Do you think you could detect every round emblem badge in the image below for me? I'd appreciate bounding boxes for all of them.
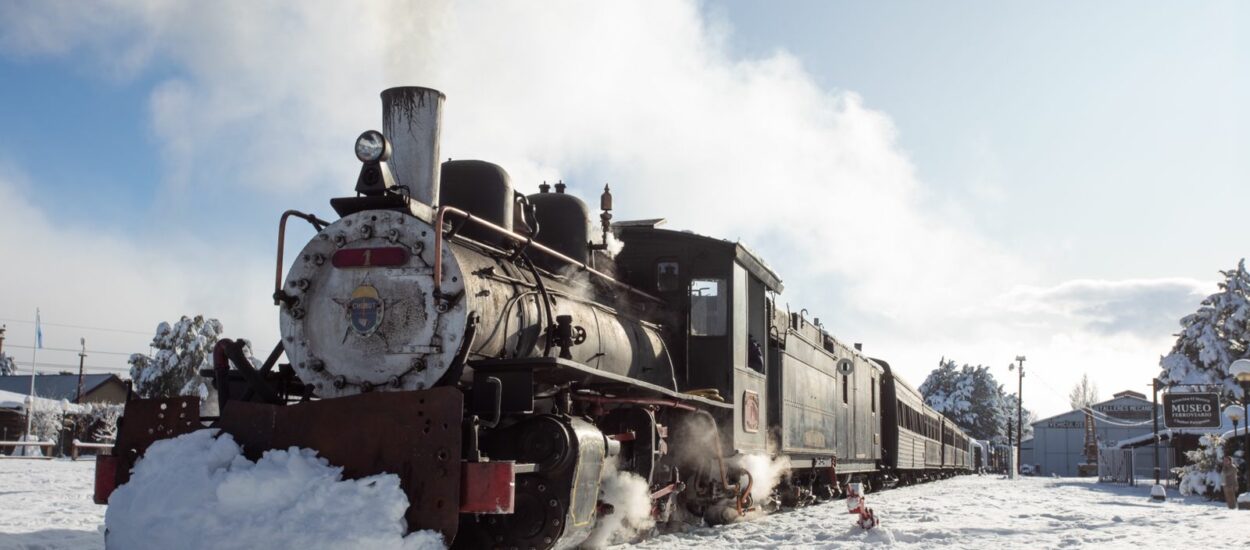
[348,284,384,336]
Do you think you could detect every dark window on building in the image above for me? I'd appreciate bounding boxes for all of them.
[841,374,848,404]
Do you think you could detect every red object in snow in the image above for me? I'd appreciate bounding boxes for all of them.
[94,454,118,505]
[856,507,880,530]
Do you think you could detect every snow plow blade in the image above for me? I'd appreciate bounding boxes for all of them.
[216,388,464,542]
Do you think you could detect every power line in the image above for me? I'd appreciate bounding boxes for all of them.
[0,317,152,336]
[12,360,132,373]
[6,344,137,357]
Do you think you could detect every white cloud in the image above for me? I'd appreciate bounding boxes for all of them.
[0,168,276,373]
[0,1,1216,416]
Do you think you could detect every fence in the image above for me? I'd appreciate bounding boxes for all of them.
[1098,447,1136,485]
[0,440,55,459]
[70,439,113,460]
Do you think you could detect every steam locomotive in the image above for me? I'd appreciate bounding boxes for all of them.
[96,87,973,549]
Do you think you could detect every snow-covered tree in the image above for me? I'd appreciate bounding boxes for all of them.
[129,315,222,399]
[79,402,123,443]
[1174,433,1242,498]
[1068,374,1099,411]
[1158,259,1250,402]
[0,351,15,375]
[1002,392,1035,442]
[18,403,73,456]
[920,358,1030,442]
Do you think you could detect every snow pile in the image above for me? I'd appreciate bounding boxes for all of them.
[104,429,443,550]
[736,453,790,507]
[583,465,654,548]
[9,434,48,457]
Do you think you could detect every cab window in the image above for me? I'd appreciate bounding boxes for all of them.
[690,278,726,336]
[656,261,681,292]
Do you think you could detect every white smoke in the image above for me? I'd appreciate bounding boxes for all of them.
[735,453,791,508]
[583,464,655,548]
[604,231,625,257]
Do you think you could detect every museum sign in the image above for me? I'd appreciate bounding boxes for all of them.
[1162,392,1221,429]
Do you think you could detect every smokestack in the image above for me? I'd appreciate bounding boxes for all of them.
[381,87,444,206]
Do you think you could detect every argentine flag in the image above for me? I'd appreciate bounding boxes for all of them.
[35,308,42,349]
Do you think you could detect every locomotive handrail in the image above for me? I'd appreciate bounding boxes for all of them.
[274,210,330,306]
[433,206,661,304]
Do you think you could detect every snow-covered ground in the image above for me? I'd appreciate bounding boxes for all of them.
[0,458,102,549]
[2,459,1249,550]
[633,475,1250,549]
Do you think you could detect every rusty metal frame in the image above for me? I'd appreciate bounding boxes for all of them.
[216,387,464,541]
[111,396,203,488]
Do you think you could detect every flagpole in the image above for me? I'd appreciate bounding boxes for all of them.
[23,309,39,453]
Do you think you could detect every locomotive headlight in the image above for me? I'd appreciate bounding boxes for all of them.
[355,130,391,163]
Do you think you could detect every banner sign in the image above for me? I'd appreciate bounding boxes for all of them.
[1162,393,1221,429]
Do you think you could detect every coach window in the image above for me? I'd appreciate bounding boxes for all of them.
[871,377,877,413]
[689,279,726,336]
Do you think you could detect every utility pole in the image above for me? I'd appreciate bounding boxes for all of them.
[1010,355,1027,474]
[76,338,87,403]
[24,309,42,452]
[1006,421,1013,474]
[1152,378,1161,486]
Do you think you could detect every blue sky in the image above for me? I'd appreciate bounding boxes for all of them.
[713,0,1249,278]
[0,1,1244,416]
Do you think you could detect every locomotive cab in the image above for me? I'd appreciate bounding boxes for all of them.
[614,223,782,455]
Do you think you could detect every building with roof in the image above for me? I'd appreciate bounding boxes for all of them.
[0,374,126,405]
[1028,390,1172,477]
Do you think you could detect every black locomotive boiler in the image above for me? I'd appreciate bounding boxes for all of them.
[96,86,974,549]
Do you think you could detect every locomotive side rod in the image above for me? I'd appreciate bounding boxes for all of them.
[433,205,661,304]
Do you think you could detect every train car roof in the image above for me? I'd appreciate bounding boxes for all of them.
[616,224,784,292]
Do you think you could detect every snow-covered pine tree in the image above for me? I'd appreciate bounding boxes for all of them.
[919,358,960,412]
[1001,392,1035,442]
[920,358,1028,442]
[129,315,223,399]
[1158,259,1250,402]
[1174,433,1235,498]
